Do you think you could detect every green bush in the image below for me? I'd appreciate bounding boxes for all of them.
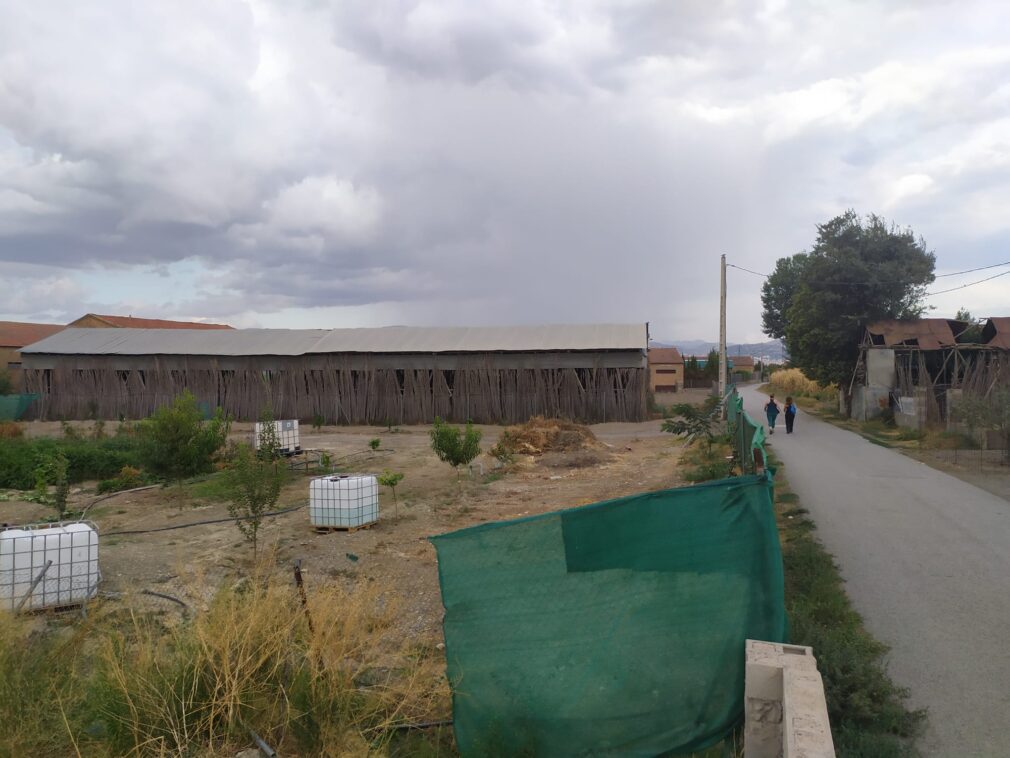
[429,417,481,478]
[0,436,146,490]
[96,465,152,494]
[138,391,230,482]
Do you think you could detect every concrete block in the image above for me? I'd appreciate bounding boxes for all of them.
[745,640,835,758]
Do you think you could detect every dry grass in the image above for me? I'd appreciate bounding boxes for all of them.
[0,421,23,439]
[767,368,834,399]
[494,416,602,456]
[0,562,450,757]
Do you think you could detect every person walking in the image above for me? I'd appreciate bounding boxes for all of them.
[765,395,781,435]
[784,396,797,434]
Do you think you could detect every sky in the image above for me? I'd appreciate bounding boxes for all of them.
[2,1,1010,343]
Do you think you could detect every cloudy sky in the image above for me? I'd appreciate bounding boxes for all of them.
[2,0,1010,343]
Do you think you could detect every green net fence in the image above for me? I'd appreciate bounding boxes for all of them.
[0,394,38,421]
[726,387,767,473]
[431,473,786,757]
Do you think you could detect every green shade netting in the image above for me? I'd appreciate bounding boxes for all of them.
[0,394,37,421]
[726,389,766,473]
[431,473,786,757]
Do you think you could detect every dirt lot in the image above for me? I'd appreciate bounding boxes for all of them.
[1,419,688,645]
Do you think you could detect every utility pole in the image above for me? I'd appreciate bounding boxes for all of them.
[719,254,727,410]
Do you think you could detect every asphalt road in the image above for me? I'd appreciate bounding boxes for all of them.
[740,386,1010,757]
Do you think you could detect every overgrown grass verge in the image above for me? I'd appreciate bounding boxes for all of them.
[0,564,450,756]
[771,454,925,756]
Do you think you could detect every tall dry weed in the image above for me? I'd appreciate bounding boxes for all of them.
[0,564,449,757]
[0,421,23,439]
[768,368,833,398]
[88,567,448,756]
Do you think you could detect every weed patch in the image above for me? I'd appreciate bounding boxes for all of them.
[680,440,734,482]
[0,569,450,757]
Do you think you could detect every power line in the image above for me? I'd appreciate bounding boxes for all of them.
[926,268,1010,297]
[726,259,1010,295]
[725,263,769,277]
[935,260,1010,277]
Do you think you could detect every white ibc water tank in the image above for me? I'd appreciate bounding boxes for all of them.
[0,522,101,611]
[255,419,301,455]
[309,475,379,528]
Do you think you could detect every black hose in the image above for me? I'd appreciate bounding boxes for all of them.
[103,502,307,536]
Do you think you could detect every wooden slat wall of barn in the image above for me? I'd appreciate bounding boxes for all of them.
[22,354,648,424]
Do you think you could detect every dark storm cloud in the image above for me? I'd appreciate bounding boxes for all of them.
[2,1,1010,337]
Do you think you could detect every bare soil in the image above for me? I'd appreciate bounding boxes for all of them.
[1,420,687,644]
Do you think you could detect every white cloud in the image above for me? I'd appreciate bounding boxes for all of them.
[1,0,1010,342]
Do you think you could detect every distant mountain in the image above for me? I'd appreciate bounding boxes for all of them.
[651,339,786,363]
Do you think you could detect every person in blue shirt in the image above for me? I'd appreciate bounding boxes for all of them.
[784,396,798,434]
[764,395,780,434]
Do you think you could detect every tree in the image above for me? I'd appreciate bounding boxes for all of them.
[225,443,285,556]
[378,469,405,517]
[954,308,984,343]
[256,405,281,461]
[684,356,702,381]
[139,390,230,482]
[704,349,719,381]
[761,254,810,340]
[430,417,482,481]
[762,211,935,387]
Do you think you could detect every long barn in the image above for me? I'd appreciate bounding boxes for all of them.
[20,324,648,424]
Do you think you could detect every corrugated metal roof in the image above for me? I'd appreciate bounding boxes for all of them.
[865,319,963,350]
[0,321,64,348]
[22,328,330,356]
[22,324,647,356]
[982,317,1010,349]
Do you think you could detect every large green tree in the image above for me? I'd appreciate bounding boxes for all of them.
[762,210,935,387]
[760,253,809,340]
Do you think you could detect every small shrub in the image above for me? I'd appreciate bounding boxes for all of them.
[60,420,81,440]
[369,438,381,451]
[311,413,325,431]
[0,369,13,395]
[33,451,71,519]
[378,469,405,517]
[0,422,23,439]
[430,418,482,481]
[318,451,332,471]
[92,419,107,440]
[661,397,723,452]
[96,465,149,494]
[488,436,516,465]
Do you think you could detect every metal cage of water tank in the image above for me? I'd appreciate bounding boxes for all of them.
[254,419,301,455]
[309,475,379,528]
[0,521,101,612]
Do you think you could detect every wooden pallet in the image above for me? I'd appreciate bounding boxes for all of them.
[313,522,374,534]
